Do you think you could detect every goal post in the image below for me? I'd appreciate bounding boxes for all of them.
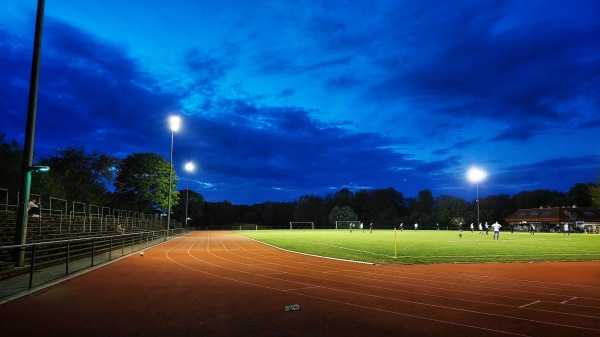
[289,222,314,230]
[335,220,362,230]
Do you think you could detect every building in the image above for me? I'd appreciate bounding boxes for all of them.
[505,206,600,233]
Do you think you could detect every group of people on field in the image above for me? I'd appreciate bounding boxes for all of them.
[348,220,575,239]
[349,222,374,234]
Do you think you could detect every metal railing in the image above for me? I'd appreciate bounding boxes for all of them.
[1,188,178,236]
[0,228,188,301]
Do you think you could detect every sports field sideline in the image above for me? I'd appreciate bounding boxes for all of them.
[236,229,600,265]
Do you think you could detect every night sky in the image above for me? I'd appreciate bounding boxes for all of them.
[2,0,599,205]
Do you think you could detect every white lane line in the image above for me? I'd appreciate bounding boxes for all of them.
[561,297,577,304]
[519,300,540,308]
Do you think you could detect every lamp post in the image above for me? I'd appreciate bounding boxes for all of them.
[167,116,181,232]
[14,0,46,267]
[184,162,195,226]
[467,167,487,230]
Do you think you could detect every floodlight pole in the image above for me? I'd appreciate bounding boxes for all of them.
[475,179,480,229]
[166,116,181,234]
[185,169,189,226]
[184,162,194,227]
[468,167,486,232]
[14,0,45,267]
[167,128,174,232]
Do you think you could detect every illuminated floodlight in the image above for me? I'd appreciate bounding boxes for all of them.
[167,115,182,231]
[184,162,195,172]
[467,167,487,183]
[169,116,181,132]
[467,166,486,230]
[184,161,195,227]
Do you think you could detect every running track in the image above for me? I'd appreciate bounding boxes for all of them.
[1,231,599,336]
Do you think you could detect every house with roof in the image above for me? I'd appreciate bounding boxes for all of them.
[505,206,600,233]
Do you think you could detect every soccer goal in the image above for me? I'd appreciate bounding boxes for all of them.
[335,220,362,230]
[289,222,314,230]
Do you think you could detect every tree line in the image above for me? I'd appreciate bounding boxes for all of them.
[1,133,599,228]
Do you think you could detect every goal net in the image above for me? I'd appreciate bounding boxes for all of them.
[335,220,362,230]
[289,222,314,230]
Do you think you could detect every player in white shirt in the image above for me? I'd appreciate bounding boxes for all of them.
[491,221,502,240]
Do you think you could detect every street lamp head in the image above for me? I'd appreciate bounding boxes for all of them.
[30,165,50,173]
[184,162,195,173]
[467,167,487,183]
[169,116,181,132]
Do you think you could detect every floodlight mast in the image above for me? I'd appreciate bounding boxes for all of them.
[167,116,181,234]
[184,162,195,226]
[14,0,46,267]
[467,167,487,230]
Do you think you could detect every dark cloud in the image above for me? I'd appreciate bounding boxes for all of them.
[363,0,600,126]
[2,19,179,157]
[2,1,598,205]
[491,155,600,195]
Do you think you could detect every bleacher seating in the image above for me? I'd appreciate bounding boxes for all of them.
[0,209,172,280]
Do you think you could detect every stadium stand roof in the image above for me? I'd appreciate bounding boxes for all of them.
[505,207,600,225]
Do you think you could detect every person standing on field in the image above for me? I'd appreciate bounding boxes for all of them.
[563,223,570,236]
[491,221,502,240]
[414,223,418,231]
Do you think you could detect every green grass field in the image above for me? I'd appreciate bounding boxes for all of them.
[235,229,600,264]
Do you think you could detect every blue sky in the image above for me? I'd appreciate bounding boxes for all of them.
[2,0,599,205]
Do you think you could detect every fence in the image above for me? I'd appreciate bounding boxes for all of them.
[0,189,174,236]
[0,228,188,301]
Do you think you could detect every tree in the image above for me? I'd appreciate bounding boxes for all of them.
[294,194,323,224]
[512,189,566,209]
[435,195,471,230]
[567,183,594,207]
[366,188,404,225]
[203,201,237,227]
[333,188,355,207]
[410,189,435,228]
[40,146,118,205]
[0,134,22,200]
[591,181,600,207]
[479,194,515,225]
[113,152,179,213]
[172,189,204,226]
[261,201,295,228]
[328,205,358,224]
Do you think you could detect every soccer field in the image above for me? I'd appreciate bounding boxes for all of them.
[235,229,600,264]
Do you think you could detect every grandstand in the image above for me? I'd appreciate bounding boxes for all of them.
[0,190,186,300]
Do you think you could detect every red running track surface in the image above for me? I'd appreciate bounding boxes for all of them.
[1,231,599,337]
